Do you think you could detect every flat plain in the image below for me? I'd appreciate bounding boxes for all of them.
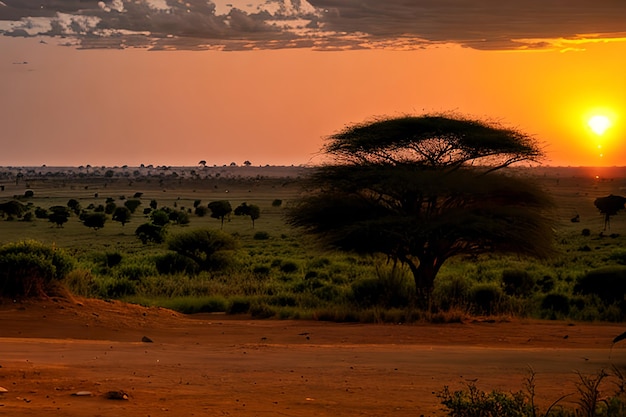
[1,165,626,416]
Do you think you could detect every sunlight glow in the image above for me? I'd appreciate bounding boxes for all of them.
[588,115,612,135]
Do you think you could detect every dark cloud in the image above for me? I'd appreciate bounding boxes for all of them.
[1,0,625,51]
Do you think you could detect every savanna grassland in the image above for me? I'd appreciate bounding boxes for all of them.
[1,164,626,323]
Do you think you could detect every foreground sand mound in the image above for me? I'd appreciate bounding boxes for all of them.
[1,297,626,416]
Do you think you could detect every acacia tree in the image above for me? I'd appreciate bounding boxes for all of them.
[208,200,232,228]
[112,206,131,226]
[287,115,555,301]
[234,202,261,227]
[594,194,626,230]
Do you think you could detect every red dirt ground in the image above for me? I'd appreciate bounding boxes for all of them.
[1,297,626,416]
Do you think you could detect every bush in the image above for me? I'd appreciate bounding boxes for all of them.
[280,260,299,273]
[135,223,166,244]
[105,252,123,267]
[575,266,626,303]
[167,229,237,272]
[124,199,142,213]
[541,293,570,315]
[155,253,199,275]
[351,266,412,309]
[194,206,208,217]
[502,269,535,297]
[227,297,251,314]
[0,240,74,297]
[253,231,270,240]
[470,284,502,315]
[432,276,471,310]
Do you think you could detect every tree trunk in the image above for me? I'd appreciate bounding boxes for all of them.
[402,255,442,307]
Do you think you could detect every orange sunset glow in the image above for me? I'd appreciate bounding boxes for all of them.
[1,1,625,167]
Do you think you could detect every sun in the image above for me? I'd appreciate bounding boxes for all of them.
[588,115,612,135]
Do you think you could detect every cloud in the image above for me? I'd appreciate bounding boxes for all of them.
[0,0,625,51]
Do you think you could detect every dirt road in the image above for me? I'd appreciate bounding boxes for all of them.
[1,298,625,416]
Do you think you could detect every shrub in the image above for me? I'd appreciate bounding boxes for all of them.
[0,240,74,297]
[227,297,251,314]
[116,262,157,281]
[502,269,535,297]
[351,266,412,309]
[151,209,170,226]
[537,275,555,293]
[194,206,208,217]
[99,277,137,298]
[34,207,49,219]
[541,293,570,315]
[253,231,270,240]
[575,266,626,303]
[470,284,502,315]
[280,260,299,273]
[155,253,199,275]
[272,199,283,207]
[167,229,237,272]
[105,252,123,267]
[124,199,142,213]
[135,223,166,244]
[432,276,471,310]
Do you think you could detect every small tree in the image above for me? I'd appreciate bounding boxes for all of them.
[208,200,232,228]
[67,198,81,215]
[48,206,70,227]
[151,209,170,226]
[105,201,116,214]
[0,200,27,218]
[112,206,132,226]
[124,199,142,213]
[81,212,107,230]
[150,199,158,210]
[594,194,626,230]
[234,202,261,228]
[135,223,166,244]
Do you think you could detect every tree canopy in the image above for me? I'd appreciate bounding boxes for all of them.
[287,114,555,300]
[208,200,232,228]
[594,194,626,230]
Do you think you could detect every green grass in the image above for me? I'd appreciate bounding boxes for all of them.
[2,166,626,321]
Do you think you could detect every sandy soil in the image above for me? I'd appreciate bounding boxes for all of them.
[1,298,626,417]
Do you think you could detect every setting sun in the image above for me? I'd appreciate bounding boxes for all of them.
[588,115,612,135]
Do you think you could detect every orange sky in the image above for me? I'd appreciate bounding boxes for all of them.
[1,2,625,167]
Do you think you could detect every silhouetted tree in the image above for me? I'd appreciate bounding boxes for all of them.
[67,198,81,215]
[124,199,142,213]
[234,202,261,227]
[594,194,626,230]
[208,200,232,228]
[81,212,107,230]
[112,206,131,226]
[135,223,166,244]
[0,200,27,218]
[151,209,170,226]
[287,114,554,301]
[48,206,71,227]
